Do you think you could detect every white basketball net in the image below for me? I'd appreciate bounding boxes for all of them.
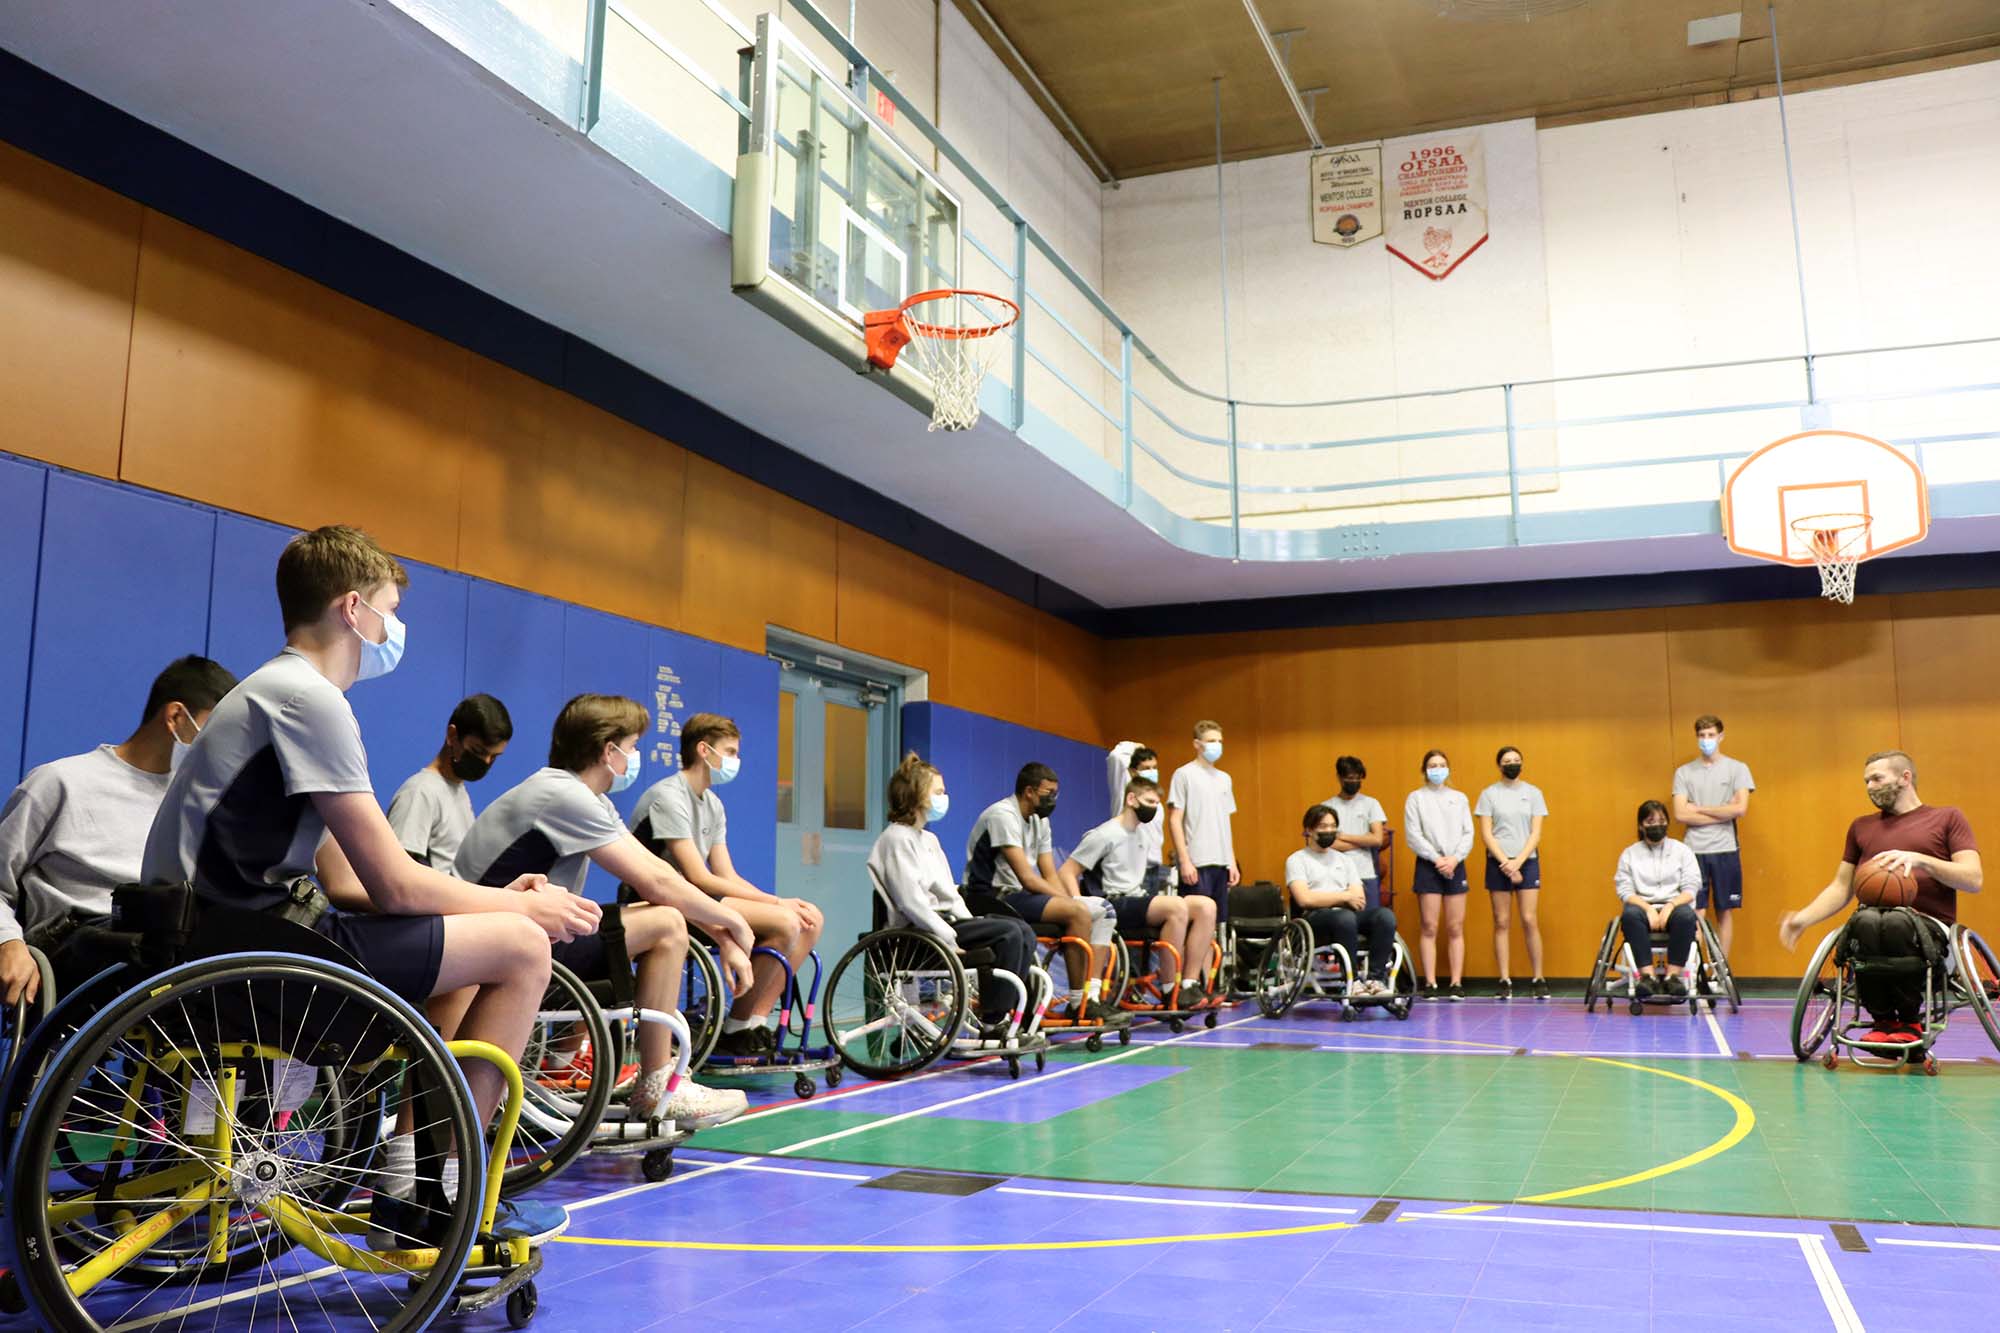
[1792,515,1871,605]
[898,292,1018,432]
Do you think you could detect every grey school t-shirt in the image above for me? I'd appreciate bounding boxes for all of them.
[630,770,727,864]
[455,767,625,895]
[1671,757,1755,854]
[964,797,1051,892]
[1474,781,1548,859]
[1,745,171,943]
[1070,817,1149,897]
[1323,792,1386,881]
[386,766,475,874]
[1284,845,1361,904]
[142,650,375,910]
[1168,762,1236,867]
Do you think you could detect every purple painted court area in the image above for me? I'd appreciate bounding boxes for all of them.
[946,1063,1188,1122]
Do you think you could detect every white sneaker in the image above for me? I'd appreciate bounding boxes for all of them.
[655,1079,748,1130]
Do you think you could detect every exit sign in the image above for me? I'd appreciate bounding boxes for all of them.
[873,88,895,126]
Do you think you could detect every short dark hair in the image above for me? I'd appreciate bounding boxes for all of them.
[1637,799,1670,827]
[888,751,940,826]
[1420,748,1449,772]
[1015,762,1058,796]
[1335,755,1366,780]
[1302,803,1337,831]
[1124,776,1160,802]
[450,694,513,745]
[140,656,238,727]
[1495,745,1521,766]
[1693,714,1724,734]
[1864,749,1917,784]
[549,694,648,772]
[1129,746,1158,769]
[276,525,408,632]
[680,713,740,768]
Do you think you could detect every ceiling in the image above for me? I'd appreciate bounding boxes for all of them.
[960,0,2000,178]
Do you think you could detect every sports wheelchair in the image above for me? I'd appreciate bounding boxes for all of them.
[821,870,1052,1080]
[2,882,550,1331]
[1791,910,2000,1074]
[1253,906,1416,1021]
[1582,908,1739,1016]
[1073,867,1223,1034]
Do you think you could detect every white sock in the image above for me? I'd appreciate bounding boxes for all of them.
[543,1047,574,1070]
[1083,978,1102,1003]
[374,1133,415,1197]
[721,1014,770,1033]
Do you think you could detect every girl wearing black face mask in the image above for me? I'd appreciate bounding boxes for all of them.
[386,694,513,874]
[1475,747,1550,1001]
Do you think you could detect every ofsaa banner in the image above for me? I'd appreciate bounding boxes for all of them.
[1309,146,1382,248]
[1386,133,1487,280]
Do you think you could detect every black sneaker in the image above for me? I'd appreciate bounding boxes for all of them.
[1447,984,1465,1002]
[1666,974,1689,999]
[1495,979,1513,1002]
[1635,974,1656,999]
[1531,978,1551,1001]
[1422,984,1440,1001]
[367,1191,451,1251]
[710,1027,769,1059]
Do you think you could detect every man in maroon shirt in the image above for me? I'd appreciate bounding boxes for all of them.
[1780,749,1983,1043]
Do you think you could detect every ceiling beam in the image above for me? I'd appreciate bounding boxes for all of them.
[1241,0,1321,149]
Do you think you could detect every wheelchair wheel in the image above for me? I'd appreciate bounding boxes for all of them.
[1105,933,1132,1010]
[1254,919,1312,1018]
[8,952,484,1331]
[0,963,133,1173]
[1791,927,1845,1062]
[681,945,724,1069]
[1954,928,2000,1051]
[1696,917,1741,1013]
[824,929,966,1079]
[504,961,616,1196]
[1582,920,1618,1013]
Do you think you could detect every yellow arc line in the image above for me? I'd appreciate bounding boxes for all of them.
[554,1049,1756,1254]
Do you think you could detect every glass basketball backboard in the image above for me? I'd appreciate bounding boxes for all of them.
[731,13,961,420]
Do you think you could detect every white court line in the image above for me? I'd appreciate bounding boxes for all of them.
[1704,1008,1735,1058]
[565,1156,746,1211]
[722,1161,872,1181]
[768,1013,1263,1158]
[996,1185,1356,1216]
[1800,1234,1866,1333]
[107,1265,341,1331]
[1876,1236,2000,1253]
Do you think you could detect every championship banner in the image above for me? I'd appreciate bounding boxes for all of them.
[1310,146,1382,248]
[1386,133,1487,280]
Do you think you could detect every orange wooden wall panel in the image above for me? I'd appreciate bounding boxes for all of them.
[1033,615,1106,745]
[0,142,142,479]
[121,213,471,570]
[833,523,951,695]
[679,456,837,652]
[943,575,1039,727]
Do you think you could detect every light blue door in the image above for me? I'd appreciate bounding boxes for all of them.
[774,663,894,965]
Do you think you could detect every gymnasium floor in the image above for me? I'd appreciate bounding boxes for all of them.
[489,998,2000,1332]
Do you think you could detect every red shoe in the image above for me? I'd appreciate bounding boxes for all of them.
[1858,1026,1900,1045]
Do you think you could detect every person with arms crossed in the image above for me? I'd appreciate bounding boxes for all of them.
[634,712,823,1058]
[1324,755,1388,912]
[1405,749,1473,1000]
[1168,721,1239,924]
[1614,801,1701,997]
[0,655,237,1004]
[1672,714,1754,957]
[1475,745,1550,1001]
[1778,750,1981,1045]
[1060,777,1216,1006]
[386,693,512,873]
[1290,804,1398,997]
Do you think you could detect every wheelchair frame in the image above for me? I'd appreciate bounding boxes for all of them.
[1790,915,2000,1074]
[1254,914,1417,1021]
[1582,912,1739,1016]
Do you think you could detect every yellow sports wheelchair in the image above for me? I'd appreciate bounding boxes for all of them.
[2,884,549,1331]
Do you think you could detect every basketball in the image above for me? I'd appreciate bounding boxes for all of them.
[1855,859,1919,908]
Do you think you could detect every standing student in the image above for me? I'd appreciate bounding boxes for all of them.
[386,693,512,873]
[1288,805,1397,996]
[456,694,756,1125]
[142,525,598,1247]
[1672,714,1754,957]
[1167,720,1239,923]
[1474,745,1550,1001]
[0,655,238,1003]
[634,712,824,1058]
[1323,755,1388,912]
[1060,777,1216,1003]
[1404,748,1473,1000]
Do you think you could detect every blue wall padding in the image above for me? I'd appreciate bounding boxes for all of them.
[709,645,780,893]
[24,473,214,772]
[461,580,567,807]
[206,513,295,680]
[0,456,48,787]
[901,701,1108,873]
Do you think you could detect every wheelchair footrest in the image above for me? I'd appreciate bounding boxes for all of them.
[453,1246,543,1315]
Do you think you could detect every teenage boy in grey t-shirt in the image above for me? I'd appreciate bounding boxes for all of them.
[1060,777,1215,1001]
[633,712,823,1059]
[0,655,236,1003]
[1323,755,1388,911]
[1168,720,1239,923]
[386,693,512,873]
[1671,714,1755,957]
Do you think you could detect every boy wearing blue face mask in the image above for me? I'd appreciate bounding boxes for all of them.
[387,693,513,874]
[0,655,236,1005]
[1404,748,1473,1000]
[1168,721,1239,923]
[1671,714,1755,958]
[635,713,824,1058]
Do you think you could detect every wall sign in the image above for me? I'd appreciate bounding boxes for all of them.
[1310,145,1382,248]
[1386,133,1488,280]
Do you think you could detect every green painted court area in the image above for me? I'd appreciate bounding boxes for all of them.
[701,1035,2000,1228]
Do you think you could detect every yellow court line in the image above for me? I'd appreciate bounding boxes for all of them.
[557,1047,1756,1253]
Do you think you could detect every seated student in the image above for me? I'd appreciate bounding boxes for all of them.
[1060,776,1216,1006]
[965,762,1113,1019]
[868,752,1038,1028]
[1780,749,1981,1044]
[386,693,513,872]
[1613,801,1701,997]
[0,655,238,1004]
[633,713,823,1058]
[141,525,599,1245]
[1289,804,1397,997]
[456,694,756,1125]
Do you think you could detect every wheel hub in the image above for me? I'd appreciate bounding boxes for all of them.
[231,1149,289,1207]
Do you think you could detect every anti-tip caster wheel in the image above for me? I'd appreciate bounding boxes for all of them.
[507,1281,539,1329]
[793,1074,816,1099]
[1204,1010,1218,1028]
[1168,1017,1185,1034]
[1628,1000,1644,1016]
[1007,1058,1021,1079]
[1085,1033,1103,1053]
[826,1065,843,1088]
[1118,1026,1131,1046]
[1340,1005,1359,1023]
[1035,1050,1046,1070]
[642,1149,674,1182]
[1922,1054,1939,1077]
[1822,1050,1840,1070]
